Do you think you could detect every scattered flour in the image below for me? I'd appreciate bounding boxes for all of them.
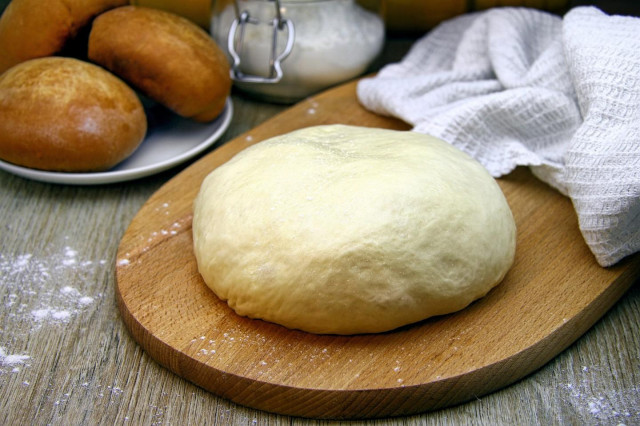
[1,246,102,315]
[560,364,640,423]
[31,308,72,322]
[0,244,104,374]
[78,296,94,305]
[0,347,31,367]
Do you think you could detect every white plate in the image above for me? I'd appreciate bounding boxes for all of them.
[0,99,233,185]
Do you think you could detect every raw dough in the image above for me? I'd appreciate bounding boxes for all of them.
[192,125,516,335]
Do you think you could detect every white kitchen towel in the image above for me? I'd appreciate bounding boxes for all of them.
[357,6,640,267]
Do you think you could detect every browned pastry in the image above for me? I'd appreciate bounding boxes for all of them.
[0,57,147,172]
[0,0,128,74]
[88,6,231,122]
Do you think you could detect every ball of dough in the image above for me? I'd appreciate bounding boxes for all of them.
[0,0,128,74]
[88,6,231,122]
[192,125,516,335]
[0,57,147,172]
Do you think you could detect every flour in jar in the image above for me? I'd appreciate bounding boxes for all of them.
[211,0,384,101]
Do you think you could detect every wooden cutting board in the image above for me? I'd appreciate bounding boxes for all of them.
[116,80,640,419]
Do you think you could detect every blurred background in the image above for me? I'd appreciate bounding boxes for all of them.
[1,0,639,35]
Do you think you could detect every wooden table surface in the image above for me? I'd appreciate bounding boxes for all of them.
[1,30,639,425]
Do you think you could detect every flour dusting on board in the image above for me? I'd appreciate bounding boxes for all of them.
[116,203,188,267]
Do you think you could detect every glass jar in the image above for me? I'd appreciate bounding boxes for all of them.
[211,0,385,103]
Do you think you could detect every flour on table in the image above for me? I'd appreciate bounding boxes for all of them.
[0,347,31,367]
[0,244,104,375]
[0,247,100,327]
[561,363,640,423]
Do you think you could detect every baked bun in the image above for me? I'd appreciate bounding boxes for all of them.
[88,6,231,122]
[0,57,147,172]
[0,0,128,74]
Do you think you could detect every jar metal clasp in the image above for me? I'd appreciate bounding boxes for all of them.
[227,0,295,84]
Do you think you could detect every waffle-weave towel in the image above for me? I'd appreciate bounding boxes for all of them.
[357,6,640,267]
